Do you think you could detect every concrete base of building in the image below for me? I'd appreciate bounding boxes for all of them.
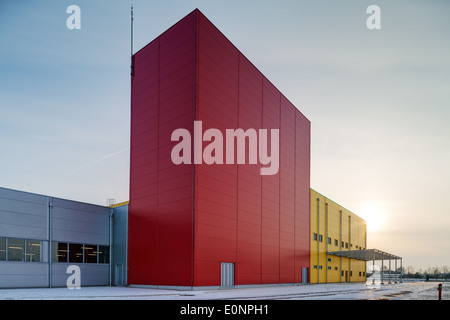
[128,282,304,291]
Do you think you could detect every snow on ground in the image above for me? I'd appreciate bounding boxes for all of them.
[0,281,444,300]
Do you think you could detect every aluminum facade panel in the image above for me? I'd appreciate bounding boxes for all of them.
[51,264,109,287]
[0,188,47,239]
[0,263,48,288]
[51,199,110,244]
[0,187,113,288]
[112,204,128,286]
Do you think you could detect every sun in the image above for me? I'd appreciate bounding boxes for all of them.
[358,202,387,233]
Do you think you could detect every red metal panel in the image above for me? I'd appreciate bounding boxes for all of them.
[193,10,241,287]
[279,96,296,283]
[128,11,196,286]
[129,9,310,287]
[235,54,263,285]
[261,78,281,284]
[295,111,311,282]
[128,36,160,285]
[194,10,310,287]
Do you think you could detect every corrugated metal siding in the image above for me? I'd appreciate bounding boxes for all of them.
[0,188,47,240]
[0,187,111,288]
[51,198,110,244]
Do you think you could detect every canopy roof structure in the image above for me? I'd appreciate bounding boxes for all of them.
[327,249,403,284]
[327,249,401,261]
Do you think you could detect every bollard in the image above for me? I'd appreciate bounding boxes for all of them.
[438,283,442,300]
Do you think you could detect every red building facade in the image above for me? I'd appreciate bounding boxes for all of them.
[128,9,311,287]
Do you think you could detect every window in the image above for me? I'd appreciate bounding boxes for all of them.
[0,237,5,261]
[52,242,109,264]
[327,237,331,245]
[345,242,348,249]
[69,243,83,263]
[318,235,323,242]
[334,267,338,271]
[359,271,362,276]
[98,245,109,264]
[26,240,41,262]
[84,244,97,263]
[334,239,338,246]
[52,242,68,262]
[0,238,42,262]
[313,233,318,241]
[328,266,331,270]
[8,238,25,261]
[313,265,317,269]
[327,258,331,262]
[341,241,344,248]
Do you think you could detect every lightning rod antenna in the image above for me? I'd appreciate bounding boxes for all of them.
[130,4,134,76]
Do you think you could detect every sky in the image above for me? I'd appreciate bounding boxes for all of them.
[0,0,449,271]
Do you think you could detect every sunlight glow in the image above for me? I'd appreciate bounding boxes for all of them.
[358,202,387,233]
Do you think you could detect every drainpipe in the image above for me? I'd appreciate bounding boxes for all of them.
[349,215,351,282]
[339,210,342,283]
[317,198,320,284]
[109,208,114,286]
[325,203,328,284]
[47,198,53,288]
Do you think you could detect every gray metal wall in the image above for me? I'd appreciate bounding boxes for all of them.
[111,203,128,286]
[0,188,48,240]
[0,187,112,288]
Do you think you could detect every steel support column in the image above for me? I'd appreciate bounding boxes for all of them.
[394,259,398,283]
[400,258,403,283]
[372,250,375,284]
[388,257,391,284]
[317,198,320,284]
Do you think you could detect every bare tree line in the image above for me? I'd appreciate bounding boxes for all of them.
[401,265,450,280]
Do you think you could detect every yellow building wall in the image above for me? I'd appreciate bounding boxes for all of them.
[310,189,367,283]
